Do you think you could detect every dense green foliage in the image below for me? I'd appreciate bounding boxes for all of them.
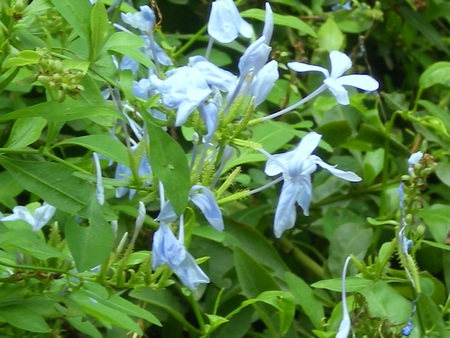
[0,0,449,337]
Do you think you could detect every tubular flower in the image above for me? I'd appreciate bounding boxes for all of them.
[288,51,379,105]
[1,202,56,232]
[264,132,361,238]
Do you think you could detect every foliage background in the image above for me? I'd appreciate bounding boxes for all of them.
[0,0,450,337]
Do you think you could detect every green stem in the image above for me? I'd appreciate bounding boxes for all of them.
[278,237,324,279]
[187,292,206,333]
[173,26,207,58]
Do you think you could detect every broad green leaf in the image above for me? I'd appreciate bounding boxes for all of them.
[83,283,161,326]
[49,0,91,43]
[23,0,52,17]
[234,246,279,298]
[4,117,47,149]
[146,121,190,215]
[318,17,344,52]
[0,100,123,123]
[312,276,374,292]
[240,291,295,335]
[285,272,324,330]
[421,240,450,251]
[69,288,142,334]
[0,171,23,209]
[359,281,411,324]
[0,230,70,261]
[54,135,130,167]
[130,288,192,330]
[241,9,317,37]
[4,50,41,68]
[362,148,385,186]
[0,305,51,333]
[0,157,92,215]
[418,204,450,243]
[0,67,20,93]
[65,316,102,338]
[103,32,153,69]
[65,194,114,272]
[420,62,450,89]
[90,1,110,61]
[328,223,373,276]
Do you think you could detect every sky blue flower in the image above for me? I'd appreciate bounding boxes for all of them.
[121,5,156,33]
[407,151,423,175]
[115,151,152,199]
[152,223,210,290]
[238,36,272,77]
[287,51,379,105]
[152,67,211,126]
[264,132,361,238]
[188,56,237,93]
[156,185,224,231]
[198,99,220,142]
[250,59,279,106]
[1,202,56,232]
[207,0,253,43]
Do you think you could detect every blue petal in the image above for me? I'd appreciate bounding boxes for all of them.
[274,180,299,238]
[238,36,272,76]
[190,185,224,231]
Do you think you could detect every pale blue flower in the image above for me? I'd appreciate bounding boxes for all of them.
[264,132,361,238]
[121,6,156,33]
[198,99,220,142]
[207,0,253,43]
[287,51,379,105]
[156,185,224,231]
[152,67,211,126]
[1,202,56,232]
[262,2,274,44]
[152,223,210,290]
[238,36,272,76]
[408,151,423,175]
[250,59,279,106]
[188,56,237,93]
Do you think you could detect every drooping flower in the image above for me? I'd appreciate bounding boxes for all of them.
[264,132,361,238]
[238,35,272,77]
[152,223,210,290]
[336,256,352,338]
[207,0,253,44]
[250,59,279,106]
[121,5,156,33]
[1,202,56,232]
[287,51,379,105]
[156,185,224,232]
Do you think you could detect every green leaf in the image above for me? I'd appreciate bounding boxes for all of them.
[90,1,109,61]
[359,281,411,325]
[145,121,190,216]
[318,17,344,52]
[418,204,450,243]
[0,171,23,209]
[54,135,130,167]
[312,276,374,292]
[419,62,450,89]
[4,50,41,68]
[69,288,143,334]
[4,117,47,149]
[362,148,385,186]
[234,246,279,298]
[285,272,324,330]
[83,283,161,326]
[0,100,123,123]
[0,304,51,333]
[0,157,92,214]
[49,0,91,43]
[65,194,114,272]
[103,32,153,69]
[0,67,20,94]
[241,9,317,37]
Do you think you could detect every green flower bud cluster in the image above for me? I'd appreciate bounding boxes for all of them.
[37,9,70,37]
[36,57,85,103]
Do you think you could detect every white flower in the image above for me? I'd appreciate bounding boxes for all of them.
[1,202,56,232]
[288,51,379,105]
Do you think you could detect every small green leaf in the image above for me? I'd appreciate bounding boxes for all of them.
[4,50,41,68]
[54,135,130,167]
[103,32,153,69]
[241,9,317,37]
[312,277,374,292]
[145,121,190,216]
[419,62,450,89]
[90,1,110,61]
[49,0,91,42]
[318,17,344,52]
[418,204,450,243]
[4,117,47,149]
[65,194,114,272]
[0,305,51,333]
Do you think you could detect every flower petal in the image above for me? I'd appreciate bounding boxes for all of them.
[173,251,210,291]
[311,155,362,182]
[155,201,178,224]
[207,0,241,43]
[190,185,224,231]
[294,175,313,216]
[262,2,274,44]
[238,36,272,76]
[33,203,56,231]
[287,62,329,77]
[329,51,352,79]
[324,77,349,105]
[273,180,299,238]
[337,74,379,91]
[251,60,279,106]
